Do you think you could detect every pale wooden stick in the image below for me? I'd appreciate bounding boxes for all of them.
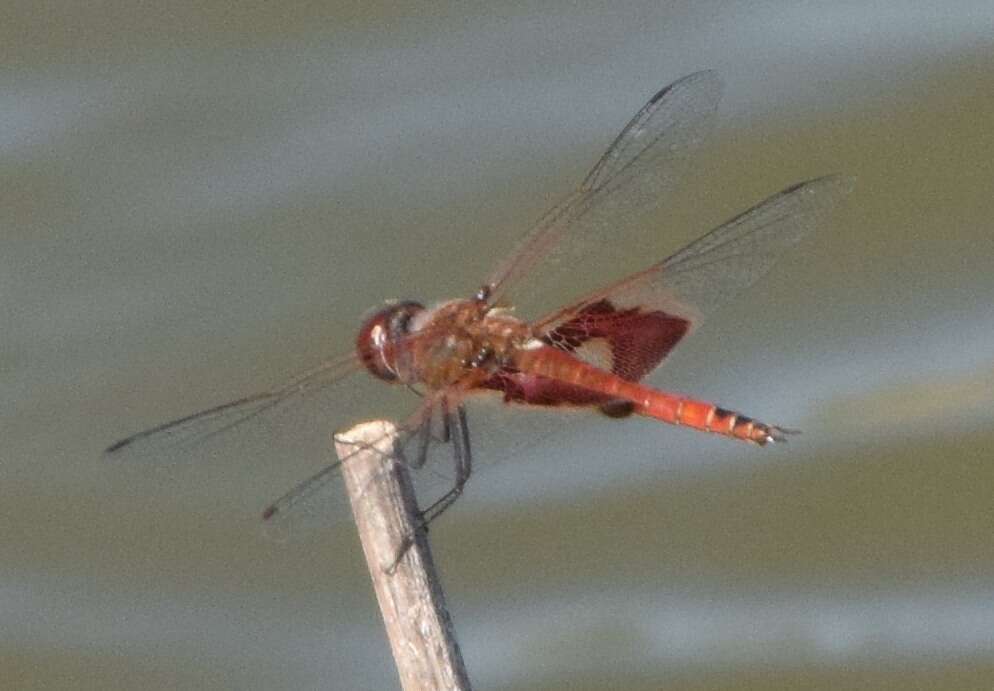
[336,420,472,691]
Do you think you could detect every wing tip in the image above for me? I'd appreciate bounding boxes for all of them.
[104,437,133,456]
[649,69,724,106]
[792,173,856,197]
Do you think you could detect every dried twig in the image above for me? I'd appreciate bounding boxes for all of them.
[337,420,472,691]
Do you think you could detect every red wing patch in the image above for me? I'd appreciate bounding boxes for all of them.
[541,299,690,381]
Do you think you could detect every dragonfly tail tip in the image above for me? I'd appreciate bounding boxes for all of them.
[768,426,801,443]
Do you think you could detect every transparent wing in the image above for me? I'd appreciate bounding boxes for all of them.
[259,393,477,540]
[534,175,853,377]
[104,352,364,459]
[106,349,430,537]
[258,400,430,535]
[485,70,723,319]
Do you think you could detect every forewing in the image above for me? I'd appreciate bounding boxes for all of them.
[104,352,364,459]
[535,175,852,379]
[485,71,723,319]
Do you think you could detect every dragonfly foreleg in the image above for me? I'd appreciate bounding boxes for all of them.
[411,404,434,469]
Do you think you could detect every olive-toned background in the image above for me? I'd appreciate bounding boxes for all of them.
[4,2,993,689]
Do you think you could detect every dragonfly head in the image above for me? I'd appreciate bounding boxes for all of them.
[356,301,424,382]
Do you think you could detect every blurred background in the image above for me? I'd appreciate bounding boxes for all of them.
[4,1,994,689]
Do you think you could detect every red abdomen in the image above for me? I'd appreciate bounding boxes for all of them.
[489,345,787,445]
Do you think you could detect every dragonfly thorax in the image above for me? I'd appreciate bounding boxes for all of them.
[358,297,533,390]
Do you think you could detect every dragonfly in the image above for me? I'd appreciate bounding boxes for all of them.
[106,70,849,529]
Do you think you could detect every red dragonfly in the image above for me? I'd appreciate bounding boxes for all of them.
[107,71,848,527]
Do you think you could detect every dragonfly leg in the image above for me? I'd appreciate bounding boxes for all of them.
[411,403,434,469]
[419,404,472,526]
[439,405,452,444]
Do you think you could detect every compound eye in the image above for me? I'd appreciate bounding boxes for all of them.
[355,301,423,381]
